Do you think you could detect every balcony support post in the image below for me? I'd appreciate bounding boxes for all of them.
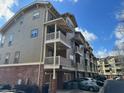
[53,23,57,79]
[51,23,57,93]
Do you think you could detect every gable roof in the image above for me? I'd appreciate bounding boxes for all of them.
[0,1,60,33]
[0,1,78,33]
[61,12,78,27]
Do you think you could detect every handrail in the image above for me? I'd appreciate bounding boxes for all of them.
[45,56,71,67]
[46,31,69,45]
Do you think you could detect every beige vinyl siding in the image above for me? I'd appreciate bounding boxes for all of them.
[0,6,46,64]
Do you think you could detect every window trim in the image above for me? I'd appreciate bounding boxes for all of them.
[31,29,39,38]
[0,35,5,47]
[32,11,40,20]
[8,33,14,46]
[13,51,20,64]
[4,53,10,64]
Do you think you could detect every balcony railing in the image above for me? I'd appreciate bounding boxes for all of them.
[44,56,59,65]
[116,66,121,70]
[77,63,84,71]
[44,56,71,67]
[75,46,83,55]
[84,66,88,72]
[86,53,89,60]
[46,31,69,45]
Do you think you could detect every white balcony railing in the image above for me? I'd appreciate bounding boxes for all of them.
[45,56,71,67]
[75,46,82,54]
[116,66,121,70]
[86,53,89,60]
[44,56,59,65]
[77,63,84,71]
[46,31,69,45]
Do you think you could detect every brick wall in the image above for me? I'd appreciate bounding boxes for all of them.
[0,64,44,86]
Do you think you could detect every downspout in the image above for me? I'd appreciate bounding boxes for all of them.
[37,6,48,85]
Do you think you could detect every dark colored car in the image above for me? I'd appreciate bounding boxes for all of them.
[95,75,106,82]
[79,81,99,92]
[96,80,104,86]
[0,84,11,91]
[14,84,40,93]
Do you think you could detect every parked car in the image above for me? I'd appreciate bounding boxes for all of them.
[80,77,104,87]
[80,77,98,83]
[0,90,25,93]
[113,76,122,80]
[95,75,106,82]
[63,79,81,89]
[0,84,11,91]
[79,80,99,92]
[79,77,94,81]
[14,84,40,93]
[96,80,104,86]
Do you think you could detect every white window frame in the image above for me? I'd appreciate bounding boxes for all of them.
[8,33,14,46]
[33,11,40,19]
[31,29,39,38]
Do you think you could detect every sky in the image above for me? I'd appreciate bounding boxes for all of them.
[0,0,124,58]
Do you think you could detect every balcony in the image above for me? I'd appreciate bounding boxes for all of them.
[75,46,83,56]
[116,66,121,70]
[84,66,88,72]
[75,32,85,44]
[46,31,70,48]
[90,58,94,63]
[44,56,71,69]
[105,67,110,70]
[84,53,89,61]
[77,63,84,71]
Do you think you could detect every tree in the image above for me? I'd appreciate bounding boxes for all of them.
[113,9,124,76]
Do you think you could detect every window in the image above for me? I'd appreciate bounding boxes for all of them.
[14,51,20,64]
[0,54,1,61]
[33,12,40,19]
[4,53,10,64]
[31,29,38,38]
[0,35,5,47]
[66,17,73,29]
[8,34,14,46]
[0,34,2,47]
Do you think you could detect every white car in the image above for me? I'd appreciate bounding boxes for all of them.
[0,90,25,93]
[0,90,14,93]
[115,77,121,80]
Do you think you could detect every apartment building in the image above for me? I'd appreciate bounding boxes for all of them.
[0,0,97,90]
[97,56,122,78]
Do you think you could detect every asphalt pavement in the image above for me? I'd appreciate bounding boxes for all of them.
[104,80,124,93]
[57,89,98,93]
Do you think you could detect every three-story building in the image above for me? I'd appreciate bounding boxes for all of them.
[0,1,97,91]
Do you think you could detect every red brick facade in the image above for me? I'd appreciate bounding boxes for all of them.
[51,79,57,93]
[0,64,44,86]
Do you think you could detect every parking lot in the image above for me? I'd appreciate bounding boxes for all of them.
[57,89,98,93]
